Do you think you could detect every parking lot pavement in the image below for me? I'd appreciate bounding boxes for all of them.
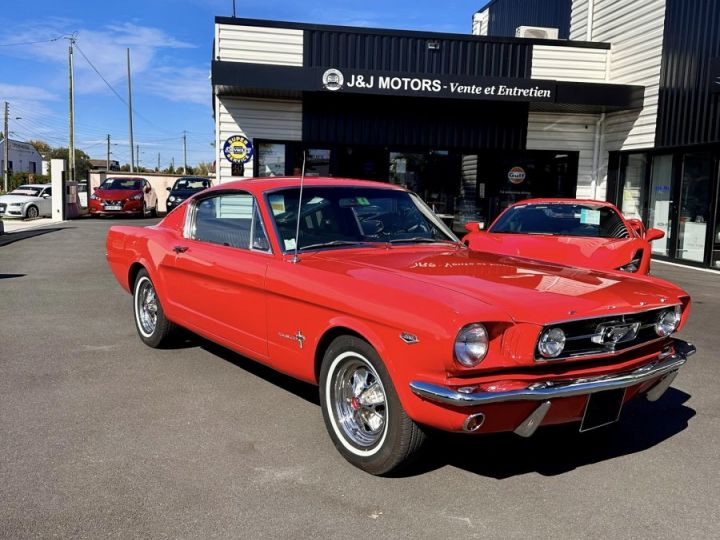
[1,219,719,539]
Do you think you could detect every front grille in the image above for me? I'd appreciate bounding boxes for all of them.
[536,306,677,361]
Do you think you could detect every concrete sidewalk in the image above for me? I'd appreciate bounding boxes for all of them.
[0,217,56,234]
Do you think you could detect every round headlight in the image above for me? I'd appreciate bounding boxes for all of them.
[538,327,566,359]
[454,323,489,367]
[655,306,681,337]
[168,195,176,202]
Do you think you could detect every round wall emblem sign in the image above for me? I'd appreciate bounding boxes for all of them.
[322,68,345,91]
[223,135,254,164]
[508,166,526,184]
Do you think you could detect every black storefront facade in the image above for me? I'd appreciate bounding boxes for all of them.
[212,17,642,233]
[605,1,720,270]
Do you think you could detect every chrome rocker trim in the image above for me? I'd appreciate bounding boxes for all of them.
[410,340,696,407]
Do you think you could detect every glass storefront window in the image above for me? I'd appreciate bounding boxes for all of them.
[647,155,674,256]
[677,154,713,263]
[620,153,648,220]
[258,143,286,177]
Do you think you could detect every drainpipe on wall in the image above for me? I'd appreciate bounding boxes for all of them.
[591,112,606,200]
[586,0,595,41]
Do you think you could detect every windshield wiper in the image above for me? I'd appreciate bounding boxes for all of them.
[388,237,456,244]
[298,240,371,251]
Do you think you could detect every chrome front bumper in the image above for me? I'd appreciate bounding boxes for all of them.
[410,339,696,407]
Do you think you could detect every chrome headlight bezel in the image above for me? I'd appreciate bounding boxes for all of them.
[168,195,176,202]
[454,323,489,367]
[538,327,566,359]
[655,305,681,337]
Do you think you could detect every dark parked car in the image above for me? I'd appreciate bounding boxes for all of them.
[166,177,211,213]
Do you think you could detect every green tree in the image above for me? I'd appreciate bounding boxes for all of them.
[50,147,92,180]
[28,140,52,156]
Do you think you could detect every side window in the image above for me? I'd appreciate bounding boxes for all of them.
[43,187,52,196]
[191,193,270,252]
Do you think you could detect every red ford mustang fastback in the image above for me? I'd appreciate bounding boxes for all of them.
[463,199,665,274]
[106,177,695,475]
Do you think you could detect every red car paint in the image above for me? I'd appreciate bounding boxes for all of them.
[89,177,157,217]
[463,198,664,275]
[106,178,692,441]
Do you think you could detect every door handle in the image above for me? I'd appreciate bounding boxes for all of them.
[173,245,189,254]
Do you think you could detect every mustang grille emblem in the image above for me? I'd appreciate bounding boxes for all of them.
[591,321,641,348]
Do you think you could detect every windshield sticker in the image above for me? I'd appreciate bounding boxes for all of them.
[284,238,297,250]
[580,208,601,225]
[356,197,370,206]
[269,194,285,215]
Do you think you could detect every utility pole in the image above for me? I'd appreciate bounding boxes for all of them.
[106,134,111,170]
[3,101,8,192]
[171,157,174,172]
[68,35,76,183]
[182,131,188,174]
[127,48,135,173]
[136,144,140,169]
[157,152,160,171]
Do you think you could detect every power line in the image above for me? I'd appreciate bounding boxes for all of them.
[73,42,128,108]
[0,35,65,47]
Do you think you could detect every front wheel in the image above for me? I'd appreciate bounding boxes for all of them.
[133,269,176,347]
[25,205,39,219]
[319,336,426,475]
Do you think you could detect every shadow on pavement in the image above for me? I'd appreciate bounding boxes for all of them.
[177,332,694,478]
[0,273,27,280]
[0,227,73,247]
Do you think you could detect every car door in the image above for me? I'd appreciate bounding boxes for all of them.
[163,191,272,358]
[38,187,52,215]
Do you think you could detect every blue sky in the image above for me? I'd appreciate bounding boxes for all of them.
[0,0,488,168]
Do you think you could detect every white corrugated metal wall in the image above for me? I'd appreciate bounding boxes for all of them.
[214,24,304,183]
[570,0,666,151]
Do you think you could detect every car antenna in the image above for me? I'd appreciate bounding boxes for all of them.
[291,150,307,264]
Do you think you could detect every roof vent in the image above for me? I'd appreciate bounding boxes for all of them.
[515,26,559,40]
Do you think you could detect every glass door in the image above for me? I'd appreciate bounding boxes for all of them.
[676,154,713,263]
[647,155,674,256]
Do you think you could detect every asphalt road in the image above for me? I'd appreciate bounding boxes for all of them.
[1,219,719,539]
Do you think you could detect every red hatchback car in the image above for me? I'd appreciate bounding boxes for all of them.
[463,199,665,274]
[90,177,158,218]
[106,178,694,475]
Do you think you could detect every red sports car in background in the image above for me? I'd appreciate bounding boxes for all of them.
[106,179,694,475]
[463,199,665,274]
[90,177,158,218]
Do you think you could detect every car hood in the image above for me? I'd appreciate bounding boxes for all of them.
[313,247,685,325]
[95,189,142,199]
[168,189,201,199]
[0,194,38,203]
[465,233,640,271]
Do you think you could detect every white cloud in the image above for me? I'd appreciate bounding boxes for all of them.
[142,66,211,106]
[0,18,202,101]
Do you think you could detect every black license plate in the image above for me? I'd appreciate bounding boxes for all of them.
[580,388,626,432]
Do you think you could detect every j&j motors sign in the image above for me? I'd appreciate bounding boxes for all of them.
[320,67,555,102]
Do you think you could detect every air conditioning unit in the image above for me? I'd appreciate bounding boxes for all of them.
[515,26,559,40]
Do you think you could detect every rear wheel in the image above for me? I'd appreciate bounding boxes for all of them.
[25,205,39,219]
[319,335,426,475]
[133,269,176,347]
[151,203,158,218]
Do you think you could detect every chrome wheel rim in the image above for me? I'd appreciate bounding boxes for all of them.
[26,206,38,218]
[135,278,158,336]
[332,357,387,448]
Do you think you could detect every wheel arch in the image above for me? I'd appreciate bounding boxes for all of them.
[313,319,390,384]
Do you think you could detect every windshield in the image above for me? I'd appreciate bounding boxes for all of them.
[9,185,42,197]
[490,203,630,238]
[266,186,459,252]
[100,178,144,190]
[173,178,210,191]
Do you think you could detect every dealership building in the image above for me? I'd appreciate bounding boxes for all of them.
[212,0,720,270]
